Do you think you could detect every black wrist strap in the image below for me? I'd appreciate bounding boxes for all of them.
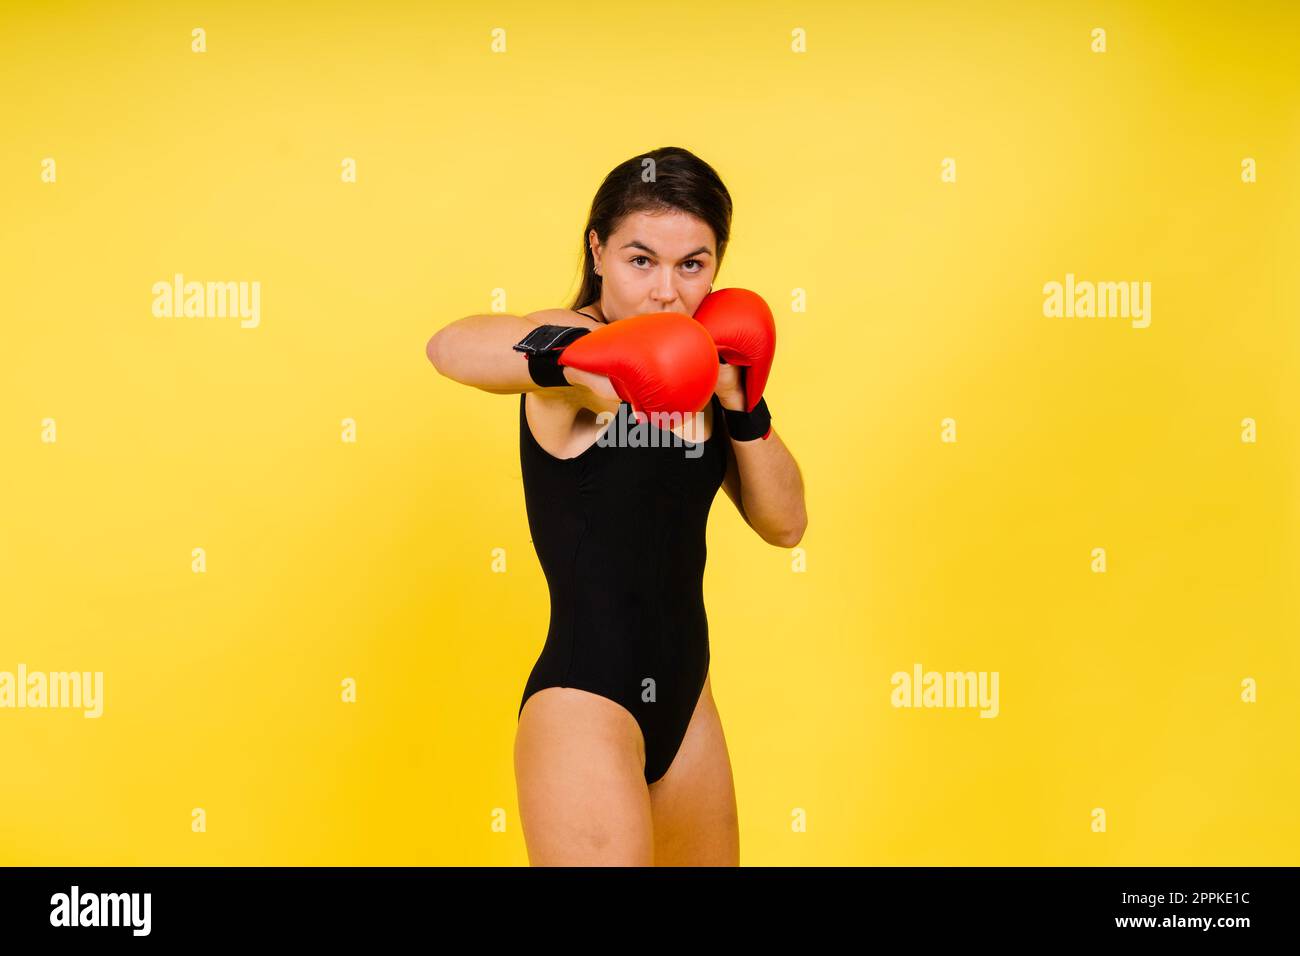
[723,396,773,441]
[512,325,591,388]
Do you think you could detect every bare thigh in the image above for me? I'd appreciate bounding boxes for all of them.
[648,675,740,866]
[514,688,653,865]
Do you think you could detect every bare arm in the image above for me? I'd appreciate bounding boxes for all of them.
[425,309,617,405]
[718,419,808,549]
[713,362,807,549]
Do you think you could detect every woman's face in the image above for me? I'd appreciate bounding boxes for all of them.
[589,209,717,321]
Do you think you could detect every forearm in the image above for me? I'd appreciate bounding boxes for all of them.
[729,425,808,548]
[425,309,603,394]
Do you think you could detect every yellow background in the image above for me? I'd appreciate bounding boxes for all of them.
[2,0,1296,865]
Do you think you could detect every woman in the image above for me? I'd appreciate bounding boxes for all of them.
[427,146,807,865]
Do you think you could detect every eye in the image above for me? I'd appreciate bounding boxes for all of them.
[630,255,705,273]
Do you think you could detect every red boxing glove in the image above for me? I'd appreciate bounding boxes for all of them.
[558,312,719,419]
[691,288,776,413]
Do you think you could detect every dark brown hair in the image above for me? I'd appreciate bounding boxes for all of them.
[569,146,733,313]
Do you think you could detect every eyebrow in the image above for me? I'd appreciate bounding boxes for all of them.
[619,240,713,259]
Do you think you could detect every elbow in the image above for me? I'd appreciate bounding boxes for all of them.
[768,519,806,550]
[425,329,449,376]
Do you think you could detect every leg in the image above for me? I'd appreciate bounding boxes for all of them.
[515,687,654,865]
[648,674,740,866]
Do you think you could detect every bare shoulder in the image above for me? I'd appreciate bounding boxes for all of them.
[523,384,575,420]
[519,305,614,452]
[524,386,607,457]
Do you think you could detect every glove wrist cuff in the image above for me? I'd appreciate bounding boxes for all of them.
[513,325,591,388]
[722,396,772,441]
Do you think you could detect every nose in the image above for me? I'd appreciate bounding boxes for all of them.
[649,268,680,308]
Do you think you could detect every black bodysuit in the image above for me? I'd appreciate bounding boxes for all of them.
[517,383,728,784]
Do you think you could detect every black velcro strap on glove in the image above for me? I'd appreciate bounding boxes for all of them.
[723,396,772,441]
[512,325,591,388]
